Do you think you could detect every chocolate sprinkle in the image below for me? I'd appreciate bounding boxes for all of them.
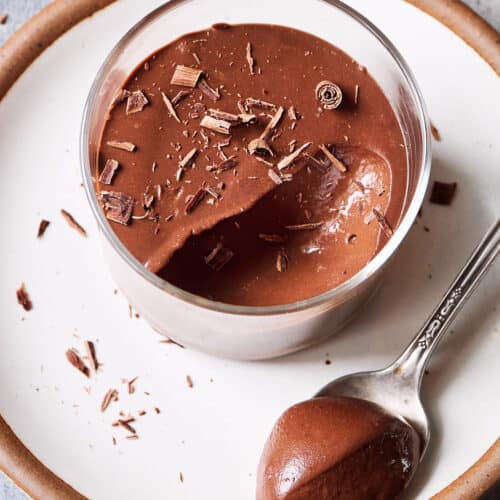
[372,208,394,237]
[99,159,120,185]
[37,219,50,239]
[65,349,90,378]
[205,243,234,271]
[60,209,87,236]
[430,122,442,141]
[430,181,457,205]
[84,340,99,373]
[16,283,32,311]
[100,191,135,225]
[285,222,324,231]
[126,90,148,115]
[101,389,119,412]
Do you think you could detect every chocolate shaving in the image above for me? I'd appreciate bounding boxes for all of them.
[276,249,288,272]
[285,222,324,231]
[197,77,220,101]
[99,159,120,185]
[303,153,328,172]
[268,169,283,185]
[316,80,342,110]
[180,472,184,483]
[161,91,181,123]
[208,108,256,125]
[66,349,90,378]
[277,142,311,170]
[171,90,191,106]
[171,65,203,87]
[217,156,238,173]
[115,418,136,434]
[127,376,138,394]
[430,181,457,205]
[60,209,87,236]
[37,219,50,239]
[431,122,441,141]
[288,106,298,121]
[101,389,118,412]
[184,188,207,214]
[160,337,185,348]
[100,191,135,225]
[111,89,131,108]
[372,208,394,237]
[245,97,276,110]
[248,138,274,157]
[186,375,194,388]
[319,144,347,173]
[205,243,234,271]
[192,52,201,65]
[260,106,285,142]
[354,84,360,105]
[126,90,148,115]
[179,148,198,168]
[84,340,99,373]
[254,156,274,167]
[246,42,255,75]
[200,115,231,134]
[16,283,32,311]
[259,233,287,243]
[106,140,136,152]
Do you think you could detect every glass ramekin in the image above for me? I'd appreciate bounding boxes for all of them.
[81,0,431,360]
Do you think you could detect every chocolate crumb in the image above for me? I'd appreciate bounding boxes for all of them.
[431,122,441,141]
[161,91,181,123]
[100,191,135,225]
[246,42,255,75]
[372,208,393,237]
[179,472,184,483]
[37,219,50,239]
[99,159,120,185]
[126,90,148,115]
[84,340,99,373]
[285,222,324,231]
[154,407,161,414]
[197,77,220,101]
[106,140,136,152]
[16,283,32,311]
[186,375,194,388]
[171,65,203,87]
[430,181,457,205]
[0,13,8,25]
[65,349,90,378]
[60,209,87,236]
[325,359,331,365]
[138,410,147,416]
[277,142,311,170]
[205,243,234,271]
[276,249,288,272]
[101,389,118,412]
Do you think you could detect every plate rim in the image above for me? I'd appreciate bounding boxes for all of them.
[0,0,498,498]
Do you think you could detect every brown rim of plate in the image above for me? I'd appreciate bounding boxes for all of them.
[0,0,498,498]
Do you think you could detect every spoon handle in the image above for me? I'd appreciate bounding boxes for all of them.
[393,219,500,386]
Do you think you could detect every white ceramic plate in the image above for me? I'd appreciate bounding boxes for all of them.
[0,0,499,498]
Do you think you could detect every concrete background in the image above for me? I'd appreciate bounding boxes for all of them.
[0,0,498,498]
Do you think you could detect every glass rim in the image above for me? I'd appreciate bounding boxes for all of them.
[80,0,432,317]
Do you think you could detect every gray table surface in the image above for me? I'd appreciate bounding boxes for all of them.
[0,0,498,498]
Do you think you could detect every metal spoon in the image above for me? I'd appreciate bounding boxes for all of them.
[316,219,500,457]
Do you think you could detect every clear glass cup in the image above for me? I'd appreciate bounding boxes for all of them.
[81,0,431,359]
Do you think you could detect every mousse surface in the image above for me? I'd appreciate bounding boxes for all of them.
[257,396,420,500]
[97,23,407,305]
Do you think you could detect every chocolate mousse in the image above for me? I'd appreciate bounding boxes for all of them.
[257,396,420,500]
[96,23,407,306]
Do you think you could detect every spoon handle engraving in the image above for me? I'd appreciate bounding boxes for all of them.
[395,219,499,386]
